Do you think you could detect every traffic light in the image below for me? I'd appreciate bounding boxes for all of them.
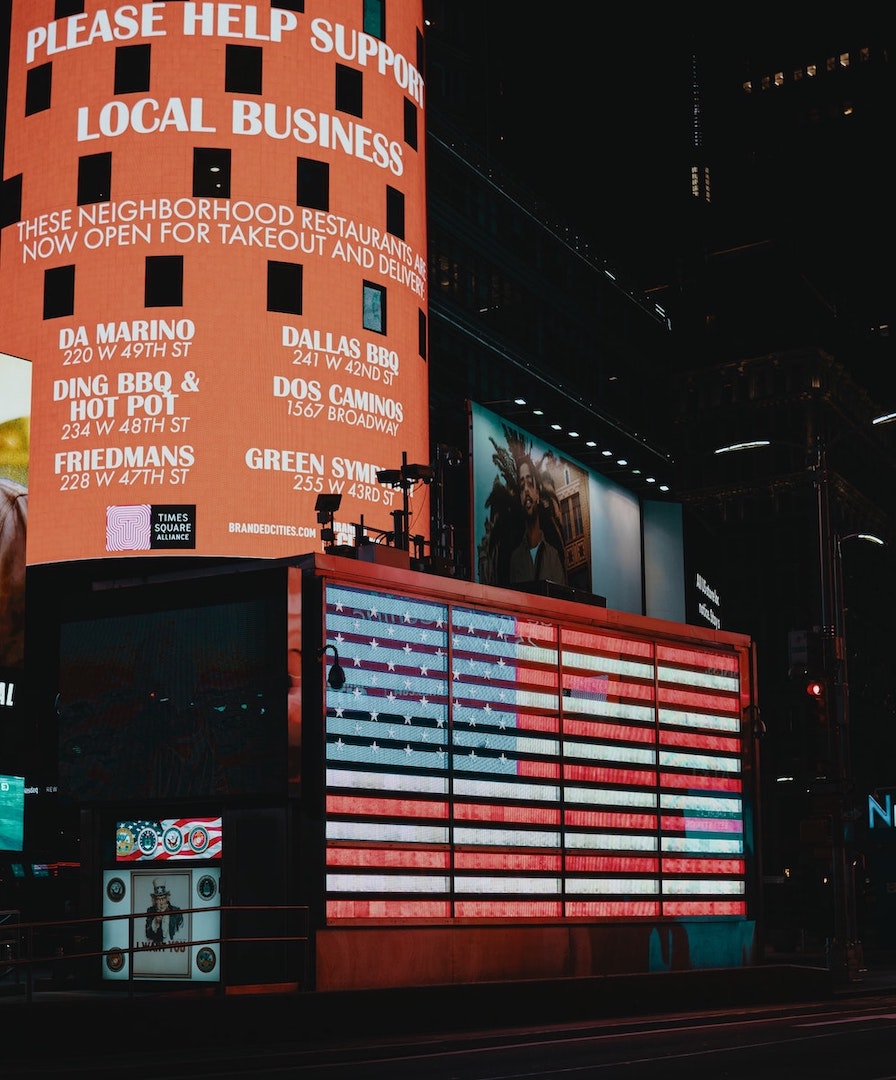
[806,677,829,725]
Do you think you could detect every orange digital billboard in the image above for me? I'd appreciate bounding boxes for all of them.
[1,2,429,564]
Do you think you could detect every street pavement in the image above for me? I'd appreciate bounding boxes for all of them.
[3,947,896,1061]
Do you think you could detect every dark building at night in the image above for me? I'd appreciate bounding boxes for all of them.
[3,3,894,987]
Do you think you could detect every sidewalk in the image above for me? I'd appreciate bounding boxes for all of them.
[3,951,896,1059]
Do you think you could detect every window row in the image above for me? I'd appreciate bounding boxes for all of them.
[41,258,428,357]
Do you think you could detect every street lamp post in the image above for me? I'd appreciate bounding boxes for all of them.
[715,435,864,984]
[813,437,863,984]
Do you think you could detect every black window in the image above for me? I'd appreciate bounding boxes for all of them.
[267,261,303,315]
[403,98,417,149]
[362,281,386,334]
[77,152,111,205]
[225,44,263,95]
[114,44,151,94]
[25,64,52,115]
[193,148,231,198]
[275,0,303,9]
[363,0,385,38]
[386,186,405,239]
[145,256,183,307]
[335,64,363,117]
[418,309,427,360]
[297,158,329,211]
[1,174,23,229]
[43,265,75,319]
[55,0,83,17]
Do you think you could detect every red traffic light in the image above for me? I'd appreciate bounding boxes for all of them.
[806,680,825,698]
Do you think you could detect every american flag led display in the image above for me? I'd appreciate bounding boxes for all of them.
[324,584,746,921]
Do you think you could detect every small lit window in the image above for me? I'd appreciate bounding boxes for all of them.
[742,80,752,94]
[362,281,386,334]
[807,64,817,77]
[363,0,385,38]
[774,71,784,86]
[839,52,849,68]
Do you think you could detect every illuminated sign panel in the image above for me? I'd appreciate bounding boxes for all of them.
[470,403,685,619]
[116,816,223,861]
[323,582,747,922]
[0,354,30,722]
[102,865,221,982]
[1,2,428,564]
[0,774,25,852]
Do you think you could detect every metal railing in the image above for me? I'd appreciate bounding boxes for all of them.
[0,905,310,1002]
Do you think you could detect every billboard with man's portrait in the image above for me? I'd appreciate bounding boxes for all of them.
[471,402,684,620]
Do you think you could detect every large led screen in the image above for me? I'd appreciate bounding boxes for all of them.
[471,402,686,619]
[0,774,25,852]
[322,581,750,922]
[1,3,429,564]
[0,353,30,686]
[102,865,221,981]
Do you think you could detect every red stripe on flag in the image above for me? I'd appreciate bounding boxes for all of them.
[454,851,562,871]
[455,802,561,825]
[566,854,659,873]
[662,857,745,875]
[564,810,658,830]
[660,816,743,834]
[327,900,452,919]
[662,900,747,916]
[565,765,657,785]
[564,719,655,743]
[326,847,450,868]
[326,795,449,819]
[659,730,741,752]
[454,901,562,918]
[565,901,661,917]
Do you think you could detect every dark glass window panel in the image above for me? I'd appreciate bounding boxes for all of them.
[44,265,75,319]
[114,44,151,94]
[77,152,112,205]
[145,256,184,307]
[1,174,23,229]
[363,0,385,38]
[335,64,363,117]
[25,64,52,115]
[55,0,83,17]
[386,186,405,239]
[193,148,231,198]
[267,261,303,315]
[403,97,418,149]
[225,44,263,95]
[297,158,329,211]
[418,309,427,360]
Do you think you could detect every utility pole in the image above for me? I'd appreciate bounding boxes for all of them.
[813,435,862,984]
